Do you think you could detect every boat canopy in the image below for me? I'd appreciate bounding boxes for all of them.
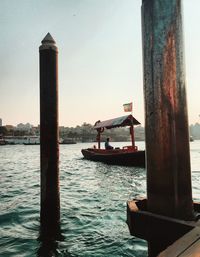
[94,115,140,130]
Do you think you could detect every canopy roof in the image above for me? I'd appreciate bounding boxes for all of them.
[94,114,140,130]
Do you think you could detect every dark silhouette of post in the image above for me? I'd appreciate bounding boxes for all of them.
[39,33,60,239]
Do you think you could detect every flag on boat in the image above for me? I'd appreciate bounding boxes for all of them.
[123,102,132,112]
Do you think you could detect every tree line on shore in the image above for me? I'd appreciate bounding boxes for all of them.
[0,122,200,142]
[0,122,145,142]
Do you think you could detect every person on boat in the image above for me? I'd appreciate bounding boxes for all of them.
[105,137,113,150]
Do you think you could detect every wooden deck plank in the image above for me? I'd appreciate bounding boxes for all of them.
[158,227,200,256]
[180,240,200,257]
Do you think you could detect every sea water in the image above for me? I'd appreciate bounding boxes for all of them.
[0,141,200,257]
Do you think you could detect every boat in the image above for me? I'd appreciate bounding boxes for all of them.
[23,136,40,145]
[59,139,77,144]
[4,136,40,145]
[81,114,145,167]
[0,138,6,145]
[23,142,40,145]
[190,136,194,142]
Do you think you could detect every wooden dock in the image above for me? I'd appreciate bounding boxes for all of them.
[158,226,200,256]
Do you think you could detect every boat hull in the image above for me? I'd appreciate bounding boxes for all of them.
[23,142,40,145]
[81,148,145,167]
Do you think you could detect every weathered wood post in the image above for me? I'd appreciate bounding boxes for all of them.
[127,1,200,256]
[142,0,193,219]
[39,33,60,239]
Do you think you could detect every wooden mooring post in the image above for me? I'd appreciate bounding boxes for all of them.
[127,1,200,256]
[39,33,60,240]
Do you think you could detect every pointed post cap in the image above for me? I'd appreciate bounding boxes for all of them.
[39,32,58,52]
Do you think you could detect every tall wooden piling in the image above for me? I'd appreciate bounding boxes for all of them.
[39,33,60,239]
[142,0,194,254]
[142,0,193,220]
[127,1,199,256]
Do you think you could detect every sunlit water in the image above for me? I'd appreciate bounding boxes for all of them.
[0,141,200,257]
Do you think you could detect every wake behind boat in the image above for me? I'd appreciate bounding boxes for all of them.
[81,114,145,167]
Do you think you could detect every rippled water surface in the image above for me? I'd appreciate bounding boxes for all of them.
[0,141,200,256]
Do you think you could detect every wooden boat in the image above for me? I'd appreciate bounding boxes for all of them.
[81,114,145,167]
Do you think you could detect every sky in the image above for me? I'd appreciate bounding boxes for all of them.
[0,0,199,127]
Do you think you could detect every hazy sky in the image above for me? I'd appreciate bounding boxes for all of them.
[0,0,199,127]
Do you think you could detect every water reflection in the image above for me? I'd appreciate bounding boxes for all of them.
[37,225,66,257]
[37,239,59,257]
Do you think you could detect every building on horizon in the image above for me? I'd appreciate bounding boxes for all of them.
[16,123,33,131]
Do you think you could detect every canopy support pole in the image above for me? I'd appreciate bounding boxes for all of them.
[130,125,135,148]
[97,131,101,149]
